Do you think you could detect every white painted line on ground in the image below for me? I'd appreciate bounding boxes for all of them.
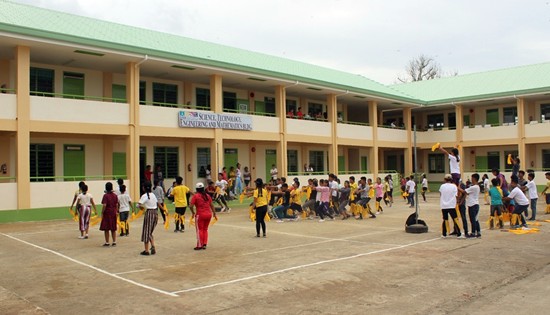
[114,268,153,275]
[8,228,76,236]
[242,229,402,256]
[0,233,178,297]
[171,236,440,294]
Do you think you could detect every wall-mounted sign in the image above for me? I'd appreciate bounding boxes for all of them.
[178,111,253,131]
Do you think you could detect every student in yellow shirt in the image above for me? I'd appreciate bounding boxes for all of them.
[170,176,192,232]
[252,178,269,237]
[289,181,303,217]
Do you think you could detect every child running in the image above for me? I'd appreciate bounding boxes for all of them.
[315,179,334,222]
[525,172,538,220]
[374,177,384,214]
[170,176,191,233]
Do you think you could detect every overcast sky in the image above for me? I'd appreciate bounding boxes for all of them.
[13,0,550,84]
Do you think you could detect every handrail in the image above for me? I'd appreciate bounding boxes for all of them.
[30,175,128,182]
[30,91,127,103]
[379,124,405,130]
[222,108,277,117]
[339,120,370,126]
[0,88,16,94]
[0,176,16,183]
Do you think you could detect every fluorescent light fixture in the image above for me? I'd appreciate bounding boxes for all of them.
[248,77,267,82]
[307,87,322,91]
[74,50,104,57]
[171,65,196,70]
[354,95,367,99]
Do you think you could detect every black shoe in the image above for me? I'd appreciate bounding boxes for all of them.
[150,246,156,255]
[111,242,116,247]
[202,245,207,250]
[370,215,376,218]
[263,234,266,238]
[256,234,260,237]
[120,233,124,237]
[140,250,150,256]
[194,247,202,250]
[102,243,110,247]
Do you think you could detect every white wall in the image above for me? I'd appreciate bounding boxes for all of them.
[0,183,17,210]
[337,124,373,141]
[0,94,16,119]
[378,128,407,142]
[463,125,518,142]
[287,119,331,137]
[30,96,129,125]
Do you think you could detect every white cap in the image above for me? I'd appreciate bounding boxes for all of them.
[195,182,204,189]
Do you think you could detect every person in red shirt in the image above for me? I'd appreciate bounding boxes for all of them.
[189,182,217,250]
[144,165,153,183]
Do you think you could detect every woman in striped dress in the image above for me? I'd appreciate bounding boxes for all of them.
[139,182,160,256]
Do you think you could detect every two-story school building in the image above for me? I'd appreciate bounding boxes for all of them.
[0,1,549,211]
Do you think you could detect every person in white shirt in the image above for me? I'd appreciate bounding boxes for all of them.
[117,184,134,237]
[421,174,428,202]
[329,174,340,215]
[482,174,490,205]
[406,176,416,208]
[439,174,464,238]
[461,173,481,238]
[503,175,529,228]
[525,172,538,221]
[438,146,461,185]
[270,164,278,185]
[215,173,230,212]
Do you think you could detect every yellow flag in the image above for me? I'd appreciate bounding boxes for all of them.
[210,216,218,226]
[189,215,195,226]
[249,206,256,222]
[239,193,245,204]
[90,215,101,226]
[431,142,440,152]
[265,212,271,222]
[507,154,512,165]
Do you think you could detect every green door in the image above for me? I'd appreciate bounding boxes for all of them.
[463,115,470,127]
[112,84,126,103]
[139,147,146,183]
[224,148,238,172]
[475,156,488,172]
[255,100,265,114]
[265,149,277,181]
[64,145,85,181]
[112,152,126,178]
[338,156,345,173]
[63,72,84,99]
[360,156,368,173]
[486,109,499,126]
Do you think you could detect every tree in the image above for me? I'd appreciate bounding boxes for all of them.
[397,54,456,83]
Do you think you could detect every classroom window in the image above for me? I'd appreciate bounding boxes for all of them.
[541,104,550,121]
[287,150,298,173]
[309,151,325,173]
[223,91,237,111]
[152,82,178,106]
[196,88,210,109]
[154,147,179,178]
[503,107,517,124]
[197,147,211,176]
[427,113,444,129]
[264,97,276,114]
[30,144,55,181]
[542,149,550,169]
[29,67,54,96]
[447,112,456,129]
[139,81,146,105]
[308,102,324,119]
[286,99,297,114]
[428,154,445,173]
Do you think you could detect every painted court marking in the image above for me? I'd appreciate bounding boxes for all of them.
[1,233,178,297]
[242,229,403,256]
[171,236,440,294]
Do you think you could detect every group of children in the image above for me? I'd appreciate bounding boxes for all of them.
[245,174,396,224]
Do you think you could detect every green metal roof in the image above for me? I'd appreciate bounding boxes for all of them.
[391,62,550,105]
[0,0,418,103]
